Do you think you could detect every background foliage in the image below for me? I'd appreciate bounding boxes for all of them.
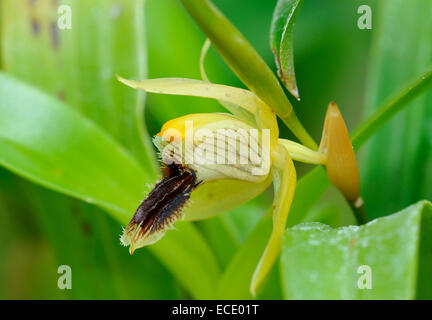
[0,0,430,299]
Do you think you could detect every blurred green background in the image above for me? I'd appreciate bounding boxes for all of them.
[0,0,430,299]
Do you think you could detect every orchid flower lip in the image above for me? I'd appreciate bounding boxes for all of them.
[121,162,199,253]
[121,113,274,253]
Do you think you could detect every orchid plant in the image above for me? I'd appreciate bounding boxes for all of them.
[1,0,431,300]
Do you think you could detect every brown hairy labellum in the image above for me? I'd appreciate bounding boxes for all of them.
[121,163,199,254]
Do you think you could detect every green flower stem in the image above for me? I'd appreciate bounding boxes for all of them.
[352,67,432,149]
[180,0,317,149]
[349,201,368,225]
[278,138,325,164]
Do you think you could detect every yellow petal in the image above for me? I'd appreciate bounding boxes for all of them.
[117,76,278,142]
[250,146,296,296]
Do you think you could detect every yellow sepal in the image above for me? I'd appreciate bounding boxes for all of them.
[250,146,296,296]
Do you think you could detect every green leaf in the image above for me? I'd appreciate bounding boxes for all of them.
[280,200,432,299]
[360,0,432,219]
[270,0,302,99]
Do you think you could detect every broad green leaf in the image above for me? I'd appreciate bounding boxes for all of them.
[0,72,149,220]
[0,72,220,299]
[270,0,302,99]
[1,0,157,169]
[361,0,432,219]
[280,200,432,299]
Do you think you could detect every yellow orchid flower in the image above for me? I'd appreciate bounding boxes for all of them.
[116,75,362,296]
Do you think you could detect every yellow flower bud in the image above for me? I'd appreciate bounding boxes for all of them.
[320,102,361,204]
